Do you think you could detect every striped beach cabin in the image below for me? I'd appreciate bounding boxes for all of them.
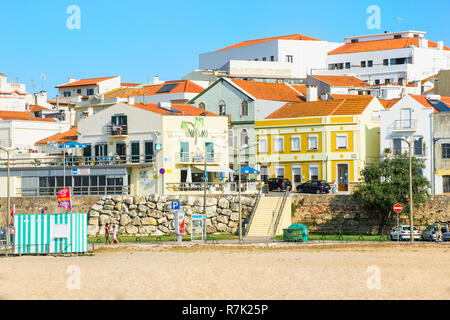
[13,213,88,254]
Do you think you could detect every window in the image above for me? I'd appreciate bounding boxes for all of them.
[390,57,407,65]
[261,166,269,182]
[254,59,258,61]
[336,134,348,150]
[291,136,300,151]
[368,60,373,67]
[274,136,284,153]
[394,34,402,39]
[218,100,226,115]
[63,91,71,97]
[87,88,94,95]
[351,39,359,43]
[442,144,450,159]
[385,79,391,85]
[228,130,234,148]
[383,59,389,66]
[414,137,423,156]
[258,137,267,153]
[308,135,318,151]
[180,141,189,162]
[198,102,206,110]
[329,63,344,70]
[286,55,293,63]
[144,141,154,162]
[262,57,266,61]
[276,166,285,178]
[361,61,366,68]
[375,79,380,85]
[270,56,274,61]
[393,138,402,155]
[77,89,82,95]
[240,129,249,147]
[309,165,319,180]
[345,62,351,69]
[444,176,450,193]
[241,100,248,117]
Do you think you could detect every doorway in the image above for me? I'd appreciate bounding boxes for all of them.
[292,166,302,189]
[337,164,349,192]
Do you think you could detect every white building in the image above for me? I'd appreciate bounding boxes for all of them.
[199,34,343,79]
[313,31,450,85]
[55,76,121,99]
[379,94,450,193]
[0,73,35,111]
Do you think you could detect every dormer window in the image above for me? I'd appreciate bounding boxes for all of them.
[351,39,359,43]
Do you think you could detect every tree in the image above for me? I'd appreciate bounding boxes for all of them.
[353,154,430,234]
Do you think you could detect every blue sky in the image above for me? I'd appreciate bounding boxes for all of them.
[1,0,449,97]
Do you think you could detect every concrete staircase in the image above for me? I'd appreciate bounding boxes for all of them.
[246,195,292,237]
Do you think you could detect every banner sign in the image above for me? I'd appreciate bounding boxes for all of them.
[57,188,72,211]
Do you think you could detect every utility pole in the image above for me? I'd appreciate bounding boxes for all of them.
[1,147,18,256]
[401,138,415,243]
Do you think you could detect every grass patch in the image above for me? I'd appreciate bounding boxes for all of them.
[274,233,391,242]
[88,233,239,244]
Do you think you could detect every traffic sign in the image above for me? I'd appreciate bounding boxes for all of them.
[155,143,162,151]
[159,168,165,175]
[393,203,403,213]
[171,201,180,210]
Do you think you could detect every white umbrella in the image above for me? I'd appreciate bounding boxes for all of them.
[186,166,192,183]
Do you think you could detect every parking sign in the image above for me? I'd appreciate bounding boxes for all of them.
[171,201,180,210]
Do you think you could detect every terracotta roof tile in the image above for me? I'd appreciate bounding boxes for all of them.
[266,96,374,119]
[329,37,450,55]
[131,103,217,117]
[291,85,307,96]
[230,79,304,102]
[310,75,370,87]
[0,111,56,122]
[29,105,50,112]
[410,95,450,112]
[35,127,78,145]
[379,99,401,109]
[216,34,321,51]
[56,76,117,88]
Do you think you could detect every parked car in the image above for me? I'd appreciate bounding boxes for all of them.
[390,225,420,241]
[296,180,331,194]
[267,178,292,192]
[421,225,437,241]
[443,230,450,242]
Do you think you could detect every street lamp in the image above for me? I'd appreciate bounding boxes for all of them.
[0,146,19,255]
[400,137,414,243]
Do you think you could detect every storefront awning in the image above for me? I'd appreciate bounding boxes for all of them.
[193,165,234,173]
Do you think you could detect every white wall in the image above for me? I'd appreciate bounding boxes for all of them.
[254,100,287,119]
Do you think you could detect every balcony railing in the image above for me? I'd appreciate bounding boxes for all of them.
[392,147,427,157]
[0,155,155,168]
[166,181,262,193]
[393,119,417,131]
[175,152,222,164]
[106,124,128,136]
[16,186,128,197]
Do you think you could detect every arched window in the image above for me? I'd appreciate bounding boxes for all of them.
[241,100,248,117]
[241,129,249,147]
[228,129,234,148]
[218,100,226,115]
[198,102,206,110]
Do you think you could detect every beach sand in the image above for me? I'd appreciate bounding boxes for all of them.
[0,242,449,300]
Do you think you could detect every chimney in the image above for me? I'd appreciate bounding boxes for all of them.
[68,77,77,83]
[306,85,318,102]
[56,95,60,110]
[127,96,135,105]
[419,38,428,48]
[153,75,159,83]
[437,41,444,50]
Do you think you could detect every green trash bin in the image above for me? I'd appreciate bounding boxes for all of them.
[283,223,308,242]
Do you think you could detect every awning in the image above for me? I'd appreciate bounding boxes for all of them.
[194,165,234,173]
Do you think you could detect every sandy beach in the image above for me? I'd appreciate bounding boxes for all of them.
[0,242,449,300]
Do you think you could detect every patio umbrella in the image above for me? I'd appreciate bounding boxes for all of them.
[58,141,87,189]
[186,166,193,183]
[234,166,260,174]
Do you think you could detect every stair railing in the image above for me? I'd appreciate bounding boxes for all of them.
[271,188,290,236]
[243,189,262,237]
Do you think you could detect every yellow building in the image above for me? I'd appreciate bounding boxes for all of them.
[255,96,383,192]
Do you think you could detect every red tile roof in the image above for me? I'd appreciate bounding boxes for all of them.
[120,83,140,87]
[410,95,450,112]
[310,75,370,87]
[291,84,307,96]
[29,105,50,112]
[216,34,321,52]
[379,99,401,109]
[47,99,70,105]
[56,76,117,88]
[35,127,78,145]
[328,37,450,55]
[230,79,304,102]
[131,103,218,117]
[266,96,374,118]
[0,111,56,122]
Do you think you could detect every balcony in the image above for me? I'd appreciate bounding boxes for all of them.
[106,124,128,137]
[391,147,427,158]
[175,152,222,164]
[393,119,417,132]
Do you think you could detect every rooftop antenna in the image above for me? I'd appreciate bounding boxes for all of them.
[30,79,36,93]
[41,74,46,92]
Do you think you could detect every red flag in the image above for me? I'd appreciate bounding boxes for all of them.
[9,204,15,226]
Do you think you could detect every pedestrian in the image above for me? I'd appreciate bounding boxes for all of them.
[112,225,119,244]
[435,222,442,242]
[104,223,111,244]
[332,181,338,194]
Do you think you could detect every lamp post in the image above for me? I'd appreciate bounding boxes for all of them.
[401,137,414,243]
[0,146,19,256]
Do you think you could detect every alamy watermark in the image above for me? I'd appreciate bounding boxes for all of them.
[366,265,382,290]
[66,265,81,290]
[66,5,81,30]
[366,5,381,30]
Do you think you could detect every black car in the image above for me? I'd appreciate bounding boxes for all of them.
[296,180,331,194]
[267,178,292,192]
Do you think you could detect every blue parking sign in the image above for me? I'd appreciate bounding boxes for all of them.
[171,201,180,210]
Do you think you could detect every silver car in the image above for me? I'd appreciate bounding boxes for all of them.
[421,225,437,241]
[390,225,420,241]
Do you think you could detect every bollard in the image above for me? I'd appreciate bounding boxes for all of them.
[136,237,141,243]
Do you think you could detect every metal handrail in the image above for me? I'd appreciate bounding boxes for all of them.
[16,185,128,197]
[272,188,290,236]
[244,191,262,237]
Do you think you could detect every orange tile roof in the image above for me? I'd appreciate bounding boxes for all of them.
[131,103,218,117]
[47,99,70,105]
[310,75,370,87]
[230,79,304,102]
[379,99,401,109]
[0,111,56,122]
[216,34,321,52]
[35,127,78,145]
[291,85,307,96]
[410,95,450,112]
[56,76,117,88]
[328,37,450,55]
[421,74,438,85]
[266,96,374,119]
[29,105,50,112]
[120,83,140,87]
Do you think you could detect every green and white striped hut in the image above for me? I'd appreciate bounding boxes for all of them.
[13,213,88,254]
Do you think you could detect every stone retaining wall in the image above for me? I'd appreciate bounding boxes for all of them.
[86,194,257,237]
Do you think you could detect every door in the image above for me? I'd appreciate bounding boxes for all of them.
[95,143,107,164]
[180,142,189,162]
[205,142,214,163]
[116,143,126,162]
[292,167,302,189]
[131,142,140,163]
[337,164,349,192]
[401,108,412,128]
